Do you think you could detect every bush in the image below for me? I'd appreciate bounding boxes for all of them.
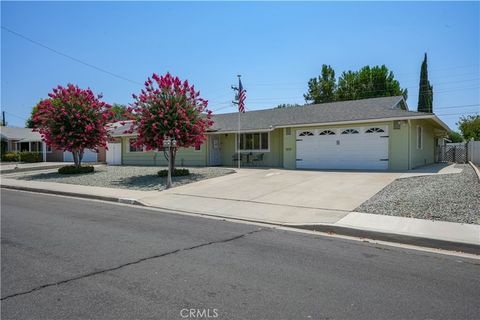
[58,165,94,174]
[1,152,19,162]
[158,168,190,177]
[18,151,41,163]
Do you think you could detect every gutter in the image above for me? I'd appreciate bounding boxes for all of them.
[109,115,450,137]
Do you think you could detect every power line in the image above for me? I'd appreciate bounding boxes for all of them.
[3,111,28,121]
[436,111,478,116]
[1,26,143,86]
[436,104,480,110]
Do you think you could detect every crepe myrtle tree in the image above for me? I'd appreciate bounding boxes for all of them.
[125,72,213,176]
[32,84,112,168]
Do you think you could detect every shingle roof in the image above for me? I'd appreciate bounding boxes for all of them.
[210,96,432,132]
[0,127,42,141]
[109,96,443,136]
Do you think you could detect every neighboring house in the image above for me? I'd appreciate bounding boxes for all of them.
[108,96,449,171]
[0,127,105,162]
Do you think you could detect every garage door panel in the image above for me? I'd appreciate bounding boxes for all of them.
[296,126,388,170]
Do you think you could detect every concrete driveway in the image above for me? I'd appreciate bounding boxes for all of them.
[139,168,405,225]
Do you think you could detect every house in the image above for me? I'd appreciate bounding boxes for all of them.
[108,96,450,171]
[0,127,106,162]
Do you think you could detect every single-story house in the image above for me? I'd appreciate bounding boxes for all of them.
[108,96,450,171]
[0,127,106,162]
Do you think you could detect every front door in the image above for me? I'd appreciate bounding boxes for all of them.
[209,135,221,166]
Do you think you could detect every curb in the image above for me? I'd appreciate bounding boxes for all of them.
[2,183,479,255]
[1,184,146,206]
[468,161,480,182]
[0,165,66,174]
[293,224,480,255]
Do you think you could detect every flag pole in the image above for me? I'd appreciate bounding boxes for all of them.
[238,110,241,169]
[237,74,241,169]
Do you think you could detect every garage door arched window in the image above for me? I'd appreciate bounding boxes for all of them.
[319,130,335,135]
[365,127,385,133]
[299,131,314,136]
[341,129,359,134]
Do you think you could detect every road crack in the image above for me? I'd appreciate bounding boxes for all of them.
[1,228,264,301]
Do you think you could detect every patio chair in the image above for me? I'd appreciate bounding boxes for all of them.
[251,153,264,167]
[232,153,240,166]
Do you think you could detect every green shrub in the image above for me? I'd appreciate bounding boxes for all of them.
[58,165,94,174]
[1,152,19,162]
[158,168,190,177]
[18,152,41,163]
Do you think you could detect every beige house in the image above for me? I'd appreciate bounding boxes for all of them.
[109,96,450,171]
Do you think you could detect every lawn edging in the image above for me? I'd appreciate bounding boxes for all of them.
[468,161,480,182]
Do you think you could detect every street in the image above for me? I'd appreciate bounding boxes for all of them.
[1,189,479,320]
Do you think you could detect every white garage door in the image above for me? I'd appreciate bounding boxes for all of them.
[296,126,389,170]
[63,149,98,162]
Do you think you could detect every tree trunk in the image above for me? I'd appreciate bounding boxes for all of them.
[78,149,84,168]
[72,150,79,168]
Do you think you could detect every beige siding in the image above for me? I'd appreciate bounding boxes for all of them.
[218,129,283,167]
[121,137,207,166]
[409,119,436,168]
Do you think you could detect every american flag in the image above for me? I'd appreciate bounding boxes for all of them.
[238,78,246,113]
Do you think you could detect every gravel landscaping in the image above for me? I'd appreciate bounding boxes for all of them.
[356,164,480,224]
[13,165,235,191]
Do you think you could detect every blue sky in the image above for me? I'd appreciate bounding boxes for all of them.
[1,1,479,130]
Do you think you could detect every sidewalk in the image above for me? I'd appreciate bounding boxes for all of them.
[1,177,479,254]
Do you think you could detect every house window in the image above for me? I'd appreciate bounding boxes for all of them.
[17,142,30,152]
[299,131,314,136]
[416,126,423,149]
[341,129,359,134]
[129,138,144,152]
[319,130,335,135]
[365,127,385,133]
[237,132,269,151]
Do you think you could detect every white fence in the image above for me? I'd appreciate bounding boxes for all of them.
[468,141,480,164]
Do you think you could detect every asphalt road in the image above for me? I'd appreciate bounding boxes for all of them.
[1,189,479,320]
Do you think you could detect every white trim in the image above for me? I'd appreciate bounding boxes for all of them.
[275,115,447,129]
[235,131,271,152]
[203,115,450,135]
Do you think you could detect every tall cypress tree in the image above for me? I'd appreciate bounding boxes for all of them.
[417,53,433,113]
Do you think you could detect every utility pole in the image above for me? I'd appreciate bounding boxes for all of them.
[2,111,6,126]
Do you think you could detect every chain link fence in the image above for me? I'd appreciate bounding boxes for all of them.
[437,143,468,163]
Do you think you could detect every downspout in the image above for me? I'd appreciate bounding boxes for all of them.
[407,120,412,170]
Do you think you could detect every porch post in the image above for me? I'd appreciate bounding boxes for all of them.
[28,141,31,152]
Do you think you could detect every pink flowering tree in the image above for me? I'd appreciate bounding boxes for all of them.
[32,84,112,168]
[127,72,213,171]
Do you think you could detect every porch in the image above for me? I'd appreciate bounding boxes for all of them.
[208,129,284,168]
